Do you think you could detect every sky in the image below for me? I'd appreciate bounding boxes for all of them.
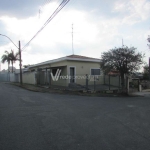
[0,0,150,71]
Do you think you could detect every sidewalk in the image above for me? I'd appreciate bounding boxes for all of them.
[8,82,128,97]
[8,82,150,97]
[129,89,150,97]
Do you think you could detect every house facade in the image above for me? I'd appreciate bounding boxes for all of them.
[23,55,103,87]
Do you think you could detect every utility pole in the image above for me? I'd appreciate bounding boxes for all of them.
[19,41,23,84]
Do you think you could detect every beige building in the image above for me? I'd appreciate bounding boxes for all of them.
[23,55,103,87]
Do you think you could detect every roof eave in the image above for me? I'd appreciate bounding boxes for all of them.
[28,57,101,69]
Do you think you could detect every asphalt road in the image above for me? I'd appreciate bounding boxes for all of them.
[0,82,150,150]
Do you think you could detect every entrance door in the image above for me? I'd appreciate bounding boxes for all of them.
[70,67,75,83]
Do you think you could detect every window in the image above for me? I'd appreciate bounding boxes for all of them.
[91,69,100,75]
[52,68,61,76]
[52,69,57,76]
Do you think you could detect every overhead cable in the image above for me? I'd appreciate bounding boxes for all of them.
[22,0,70,50]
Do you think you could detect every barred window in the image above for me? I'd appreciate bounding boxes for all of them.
[91,69,100,75]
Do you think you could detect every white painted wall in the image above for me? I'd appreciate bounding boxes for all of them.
[22,72,35,85]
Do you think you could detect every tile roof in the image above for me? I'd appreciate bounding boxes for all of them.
[67,55,99,60]
[29,54,100,69]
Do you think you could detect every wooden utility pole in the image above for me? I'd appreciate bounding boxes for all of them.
[19,41,22,85]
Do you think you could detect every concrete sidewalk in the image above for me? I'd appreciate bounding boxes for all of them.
[129,89,150,97]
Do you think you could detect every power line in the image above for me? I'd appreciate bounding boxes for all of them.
[39,0,60,18]
[22,0,70,51]
[39,0,61,19]
[40,0,53,11]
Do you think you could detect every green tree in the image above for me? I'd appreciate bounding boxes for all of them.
[23,64,30,68]
[1,50,19,73]
[101,46,144,88]
[9,50,19,72]
[1,51,11,72]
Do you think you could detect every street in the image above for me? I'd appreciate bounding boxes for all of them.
[0,82,150,150]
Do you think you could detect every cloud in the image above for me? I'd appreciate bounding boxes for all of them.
[0,0,150,70]
[112,0,150,25]
[0,0,42,18]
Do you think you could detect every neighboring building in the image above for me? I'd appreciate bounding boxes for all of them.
[1,67,20,73]
[132,72,143,79]
[0,67,20,82]
[23,54,103,86]
[108,70,120,76]
[0,69,8,74]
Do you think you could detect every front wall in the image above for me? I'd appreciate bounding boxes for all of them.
[50,61,68,68]
[28,60,104,86]
[67,61,101,75]
[67,61,104,85]
[23,72,35,85]
[28,61,68,86]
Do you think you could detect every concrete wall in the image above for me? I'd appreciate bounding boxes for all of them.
[0,73,9,82]
[0,73,19,83]
[23,72,35,85]
[10,73,16,82]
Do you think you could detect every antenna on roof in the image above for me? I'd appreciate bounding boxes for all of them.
[39,9,41,19]
[122,38,124,47]
[72,23,74,54]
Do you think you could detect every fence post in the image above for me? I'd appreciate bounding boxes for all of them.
[94,75,96,91]
[86,74,88,90]
[109,75,110,90]
[126,76,129,94]
[49,69,51,87]
[138,79,141,92]
[45,68,47,85]
[104,75,105,85]
[35,71,37,86]
[119,75,120,89]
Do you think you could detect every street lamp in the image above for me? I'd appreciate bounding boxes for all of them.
[0,34,23,84]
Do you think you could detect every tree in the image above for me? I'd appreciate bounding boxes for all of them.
[23,64,31,68]
[1,51,11,72]
[9,50,19,72]
[101,46,144,88]
[1,50,19,73]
